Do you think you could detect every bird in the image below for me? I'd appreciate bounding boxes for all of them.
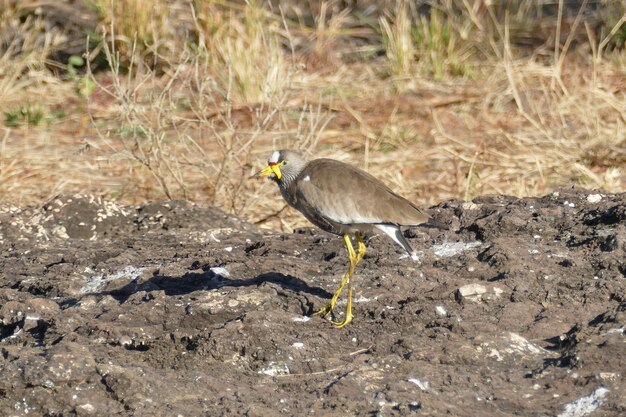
[257,149,447,327]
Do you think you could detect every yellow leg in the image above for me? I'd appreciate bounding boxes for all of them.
[330,232,367,327]
[355,232,366,264]
[313,233,367,328]
[313,234,355,319]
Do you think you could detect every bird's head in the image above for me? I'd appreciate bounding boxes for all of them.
[257,149,306,183]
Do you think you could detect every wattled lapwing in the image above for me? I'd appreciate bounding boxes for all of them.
[258,149,447,327]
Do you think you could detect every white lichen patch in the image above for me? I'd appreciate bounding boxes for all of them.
[237,291,272,306]
[259,361,290,376]
[433,241,482,257]
[488,348,504,362]
[202,290,270,313]
[89,195,130,218]
[80,266,145,294]
[76,404,96,413]
[478,332,552,362]
[353,295,372,303]
[557,387,609,417]
[198,294,227,313]
[210,267,231,279]
[188,228,236,243]
[505,332,547,355]
[7,211,50,241]
[606,327,624,334]
[408,377,432,393]
[399,250,424,262]
[0,205,20,214]
[51,225,70,239]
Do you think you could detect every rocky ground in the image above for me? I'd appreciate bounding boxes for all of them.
[0,188,624,416]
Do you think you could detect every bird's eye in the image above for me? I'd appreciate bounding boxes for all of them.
[282,161,288,166]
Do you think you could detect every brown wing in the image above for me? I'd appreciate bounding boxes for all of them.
[294,159,430,226]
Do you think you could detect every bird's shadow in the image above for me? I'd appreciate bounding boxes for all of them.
[73,268,333,305]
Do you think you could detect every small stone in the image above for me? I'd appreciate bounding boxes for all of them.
[119,336,132,346]
[599,372,617,380]
[435,305,447,316]
[456,283,487,302]
[587,194,602,203]
[456,283,504,303]
[462,202,480,210]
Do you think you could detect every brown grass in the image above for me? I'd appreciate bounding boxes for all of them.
[0,0,624,231]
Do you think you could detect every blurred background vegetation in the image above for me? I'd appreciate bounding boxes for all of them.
[0,0,624,230]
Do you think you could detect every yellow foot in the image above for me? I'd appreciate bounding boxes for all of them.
[330,313,353,328]
[312,302,335,319]
[312,303,353,327]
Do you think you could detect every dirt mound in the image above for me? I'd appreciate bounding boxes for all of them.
[0,189,624,416]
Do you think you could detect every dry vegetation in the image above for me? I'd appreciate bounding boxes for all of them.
[0,0,624,230]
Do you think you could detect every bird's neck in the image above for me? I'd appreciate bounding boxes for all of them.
[277,176,297,206]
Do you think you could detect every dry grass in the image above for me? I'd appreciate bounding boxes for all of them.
[0,0,624,231]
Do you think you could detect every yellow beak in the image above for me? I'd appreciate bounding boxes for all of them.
[257,164,282,180]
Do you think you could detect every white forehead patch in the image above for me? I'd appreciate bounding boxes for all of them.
[268,151,280,164]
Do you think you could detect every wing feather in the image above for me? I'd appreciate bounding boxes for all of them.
[294,159,430,226]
